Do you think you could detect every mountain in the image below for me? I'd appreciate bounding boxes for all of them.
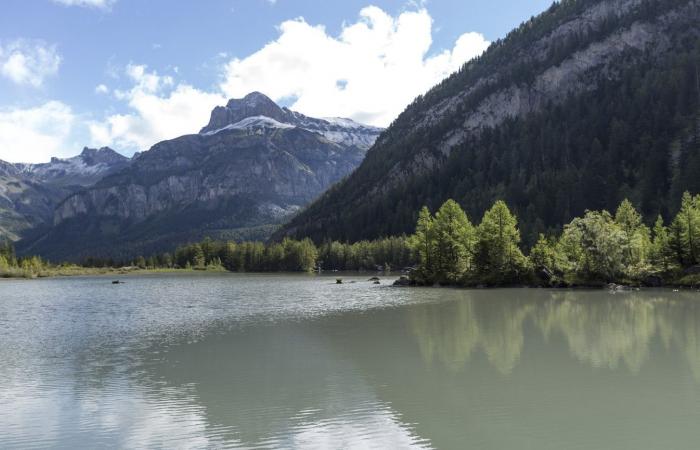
[278,0,700,245]
[0,147,130,240]
[200,92,382,149]
[19,93,382,261]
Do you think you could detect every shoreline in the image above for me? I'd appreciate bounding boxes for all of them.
[0,266,227,280]
[2,268,699,292]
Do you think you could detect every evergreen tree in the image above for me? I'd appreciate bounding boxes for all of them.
[529,233,559,279]
[433,200,476,283]
[614,199,651,271]
[650,215,674,272]
[409,206,437,283]
[474,200,528,282]
[671,192,700,266]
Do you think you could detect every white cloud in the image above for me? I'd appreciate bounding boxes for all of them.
[90,64,225,152]
[0,101,76,163]
[0,39,61,88]
[87,6,488,153]
[95,84,109,95]
[51,0,116,9]
[220,6,489,126]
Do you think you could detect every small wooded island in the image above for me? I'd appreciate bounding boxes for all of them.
[3,193,700,289]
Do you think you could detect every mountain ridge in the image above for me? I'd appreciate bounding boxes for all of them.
[18,93,383,261]
[277,0,700,244]
[0,147,130,240]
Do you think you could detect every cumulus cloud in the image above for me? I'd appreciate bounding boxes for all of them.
[89,64,225,152]
[220,6,489,126]
[51,0,116,9]
[95,84,109,95]
[0,39,61,88]
[87,6,488,153]
[0,101,76,163]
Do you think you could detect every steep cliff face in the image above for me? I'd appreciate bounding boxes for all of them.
[22,94,382,260]
[278,0,700,243]
[53,129,362,225]
[0,147,130,240]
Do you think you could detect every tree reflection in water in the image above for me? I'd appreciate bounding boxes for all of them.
[408,289,700,379]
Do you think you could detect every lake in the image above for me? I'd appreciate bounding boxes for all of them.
[1,273,700,449]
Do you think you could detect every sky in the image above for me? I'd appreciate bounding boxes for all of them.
[0,0,553,163]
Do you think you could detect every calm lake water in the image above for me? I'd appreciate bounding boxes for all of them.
[2,273,700,449]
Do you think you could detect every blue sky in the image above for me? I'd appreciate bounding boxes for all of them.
[0,0,553,162]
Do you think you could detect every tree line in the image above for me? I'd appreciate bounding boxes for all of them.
[5,190,700,287]
[409,193,700,286]
[0,240,49,278]
[120,236,415,273]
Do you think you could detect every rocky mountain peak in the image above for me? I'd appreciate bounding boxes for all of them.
[231,91,279,109]
[79,147,128,166]
[200,92,384,150]
[202,92,288,134]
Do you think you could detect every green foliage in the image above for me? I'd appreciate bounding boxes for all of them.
[0,239,15,265]
[474,201,528,283]
[168,236,412,273]
[650,216,675,271]
[434,200,476,283]
[8,194,700,288]
[409,195,700,286]
[317,236,414,272]
[409,199,529,285]
[529,234,559,279]
[670,192,700,266]
[408,207,436,282]
[0,241,50,278]
[614,199,652,274]
[558,211,627,283]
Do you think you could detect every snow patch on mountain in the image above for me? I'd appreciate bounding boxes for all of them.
[201,116,295,136]
[200,92,384,150]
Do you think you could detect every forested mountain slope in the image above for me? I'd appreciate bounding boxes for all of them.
[278,0,700,245]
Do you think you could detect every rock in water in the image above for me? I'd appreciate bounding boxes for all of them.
[393,276,411,287]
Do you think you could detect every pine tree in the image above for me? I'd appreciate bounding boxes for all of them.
[650,215,673,272]
[409,206,437,283]
[433,199,476,283]
[614,199,651,270]
[671,192,700,266]
[475,200,527,282]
